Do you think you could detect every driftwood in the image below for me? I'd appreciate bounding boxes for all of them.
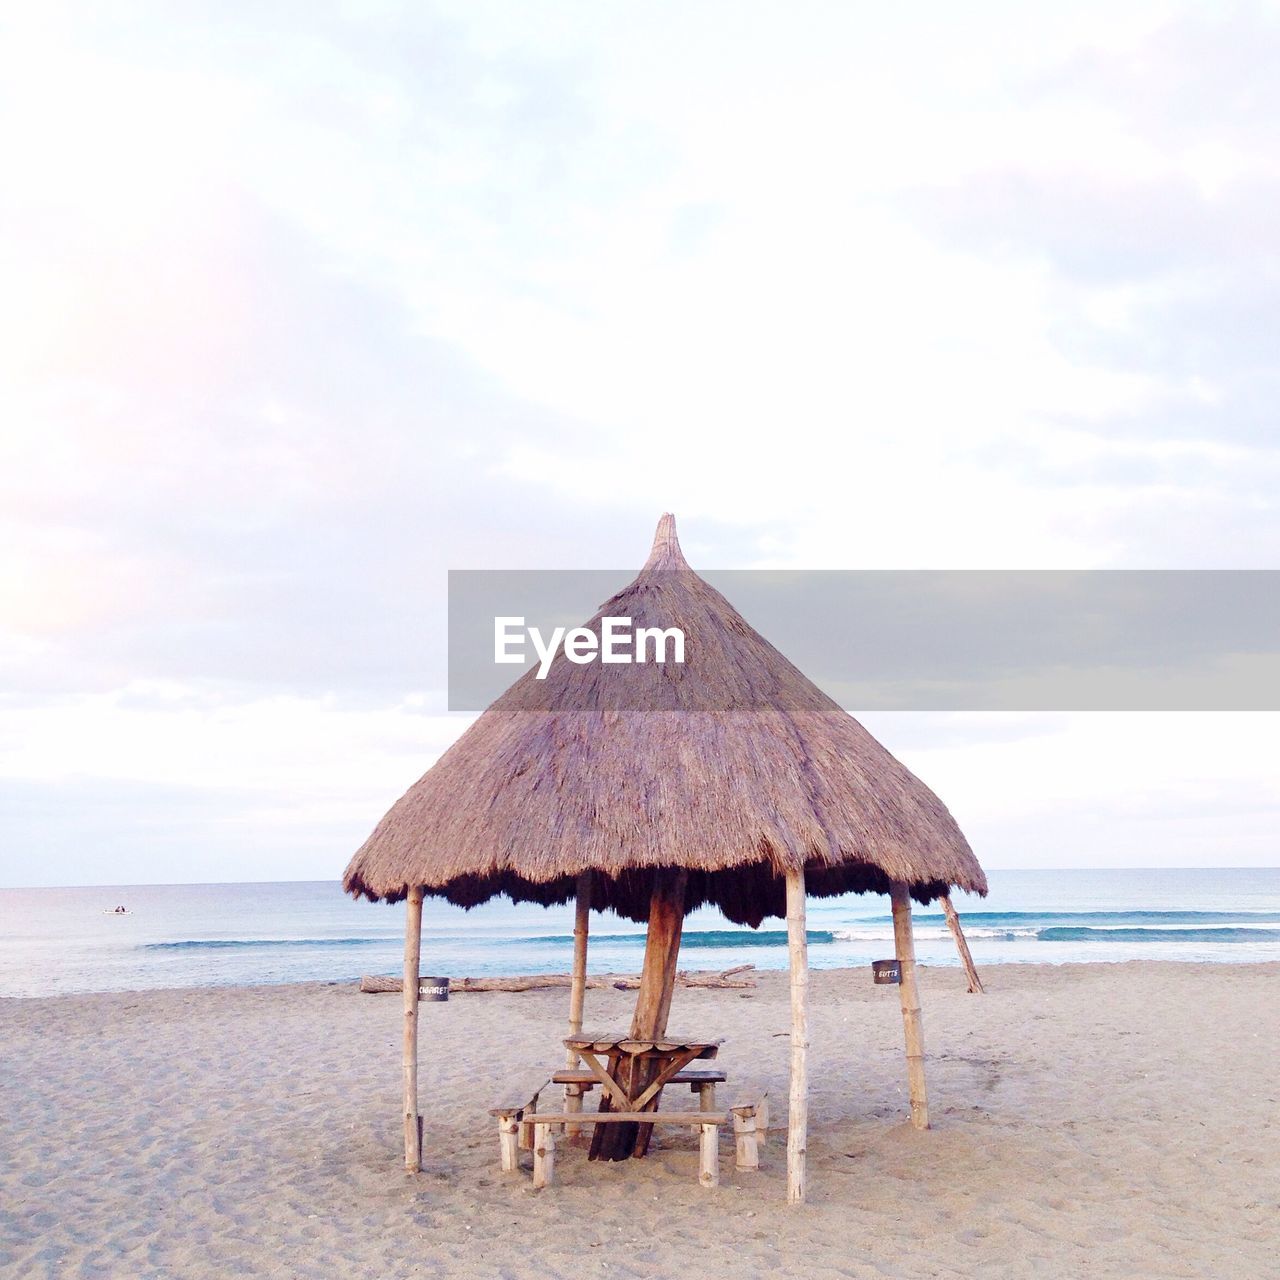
[359,964,756,996]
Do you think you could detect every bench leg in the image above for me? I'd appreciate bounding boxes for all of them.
[733,1110,760,1172]
[564,1083,584,1140]
[691,1082,717,1133]
[519,1106,536,1151]
[499,1115,520,1173]
[698,1123,719,1188]
[532,1123,556,1189]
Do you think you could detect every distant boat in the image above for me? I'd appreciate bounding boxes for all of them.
[104,906,129,914]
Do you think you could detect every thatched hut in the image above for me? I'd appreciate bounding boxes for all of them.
[344,514,986,1201]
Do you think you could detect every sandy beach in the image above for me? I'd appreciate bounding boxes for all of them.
[3,961,1276,1279]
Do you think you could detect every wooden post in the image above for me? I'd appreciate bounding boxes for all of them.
[692,1080,718,1135]
[498,1114,520,1172]
[890,881,929,1130]
[941,894,984,994]
[785,867,808,1204]
[629,866,687,1158]
[564,870,593,1140]
[594,867,687,1162]
[629,866,688,1040]
[566,871,592,1067]
[564,1082,585,1141]
[699,1123,719,1188]
[403,885,424,1172]
[532,1123,556,1189]
[733,1108,760,1171]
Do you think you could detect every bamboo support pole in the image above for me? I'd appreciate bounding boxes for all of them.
[565,871,592,1068]
[402,885,424,1171]
[890,881,929,1130]
[785,867,809,1204]
[564,871,593,1140]
[940,894,984,994]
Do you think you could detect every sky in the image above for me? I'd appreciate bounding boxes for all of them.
[1,1,1277,886]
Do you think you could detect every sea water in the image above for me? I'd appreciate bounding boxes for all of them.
[1,867,1278,997]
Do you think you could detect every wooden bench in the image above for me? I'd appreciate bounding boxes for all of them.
[552,1067,727,1136]
[523,1110,727,1189]
[487,1078,551,1173]
[490,1086,769,1190]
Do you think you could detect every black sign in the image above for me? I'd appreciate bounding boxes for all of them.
[872,959,901,985]
[419,977,450,1001]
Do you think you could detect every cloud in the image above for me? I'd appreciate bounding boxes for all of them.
[1,194,710,702]
[0,776,370,885]
[897,711,1280,869]
[892,7,1280,454]
[903,170,1275,286]
[1,2,1277,882]
[1028,7,1280,149]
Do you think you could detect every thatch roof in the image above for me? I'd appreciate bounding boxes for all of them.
[343,515,986,924]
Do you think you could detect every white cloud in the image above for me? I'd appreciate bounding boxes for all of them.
[874,711,1280,868]
[1,1,1277,882]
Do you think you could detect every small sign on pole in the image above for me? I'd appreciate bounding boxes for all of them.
[419,976,450,1001]
[872,959,901,985]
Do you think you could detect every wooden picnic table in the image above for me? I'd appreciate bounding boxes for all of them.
[563,1031,723,1161]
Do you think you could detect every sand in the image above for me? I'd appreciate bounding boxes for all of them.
[2,962,1277,1279]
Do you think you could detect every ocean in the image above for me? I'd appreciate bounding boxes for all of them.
[2,867,1278,998]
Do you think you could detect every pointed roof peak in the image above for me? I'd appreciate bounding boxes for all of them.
[344,507,987,910]
[643,512,690,570]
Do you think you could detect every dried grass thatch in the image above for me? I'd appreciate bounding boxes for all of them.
[343,515,986,924]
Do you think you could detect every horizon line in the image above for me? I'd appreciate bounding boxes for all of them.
[2,866,1278,892]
